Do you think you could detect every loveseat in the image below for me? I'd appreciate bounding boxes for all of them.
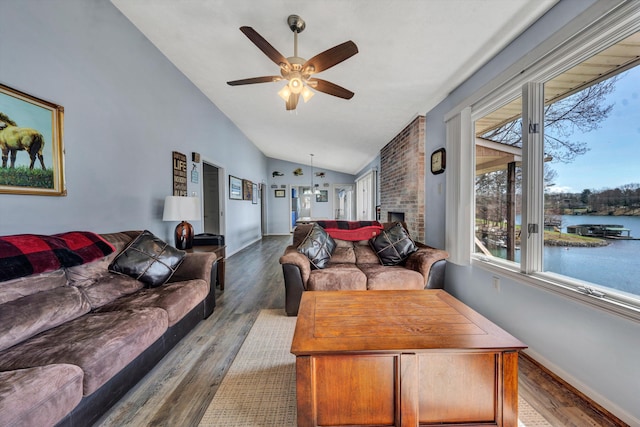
[280,221,448,316]
[0,230,217,427]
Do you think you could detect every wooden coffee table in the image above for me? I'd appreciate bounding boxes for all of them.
[291,290,527,427]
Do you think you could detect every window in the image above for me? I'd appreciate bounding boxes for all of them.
[447,2,640,318]
[474,96,523,262]
[542,57,640,299]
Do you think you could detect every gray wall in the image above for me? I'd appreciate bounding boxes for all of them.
[425,0,639,423]
[0,0,266,255]
[266,157,355,235]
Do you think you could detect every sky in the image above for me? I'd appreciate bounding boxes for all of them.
[547,65,640,194]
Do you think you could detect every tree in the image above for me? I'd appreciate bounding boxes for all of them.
[481,77,618,163]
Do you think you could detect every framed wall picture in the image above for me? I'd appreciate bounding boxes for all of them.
[229,175,242,199]
[243,179,252,201]
[316,190,328,202]
[0,83,65,196]
[252,183,258,204]
[275,189,286,198]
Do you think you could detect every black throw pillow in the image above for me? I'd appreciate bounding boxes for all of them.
[369,222,417,266]
[297,223,336,269]
[108,230,186,287]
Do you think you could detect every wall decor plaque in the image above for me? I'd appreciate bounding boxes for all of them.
[172,151,187,196]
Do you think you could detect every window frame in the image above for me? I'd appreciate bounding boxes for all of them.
[446,0,640,321]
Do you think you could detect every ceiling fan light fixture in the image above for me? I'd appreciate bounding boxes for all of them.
[289,76,303,94]
[278,85,291,101]
[301,85,315,103]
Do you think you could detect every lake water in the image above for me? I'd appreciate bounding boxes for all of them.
[493,215,640,296]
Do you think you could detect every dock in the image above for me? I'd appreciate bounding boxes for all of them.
[566,224,633,239]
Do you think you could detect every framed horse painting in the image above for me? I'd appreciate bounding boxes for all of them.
[0,83,65,196]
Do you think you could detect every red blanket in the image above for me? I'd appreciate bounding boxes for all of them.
[0,231,115,282]
[315,220,383,241]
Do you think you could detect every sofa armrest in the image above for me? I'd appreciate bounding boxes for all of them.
[169,252,217,287]
[405,244,449,288]
[279,246,311,286]
[280,246,312,316]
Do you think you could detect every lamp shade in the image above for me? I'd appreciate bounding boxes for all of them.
[162,196,201,222]
[162,196,201,249]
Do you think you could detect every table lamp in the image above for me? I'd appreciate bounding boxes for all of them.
[162,196,201,249]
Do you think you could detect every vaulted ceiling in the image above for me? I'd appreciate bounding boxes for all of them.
[112,0,558,174]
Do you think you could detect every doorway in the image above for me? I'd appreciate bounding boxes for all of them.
[202,162,223,235]
[290,186,312,231]
[333,184,355,220]
[356,169,377,220]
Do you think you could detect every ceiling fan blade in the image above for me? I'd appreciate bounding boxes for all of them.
[308,78,354,100]
[240,26,290,68]
[286,93,300,110]
[303,41,358,74]
[227,76,282,86]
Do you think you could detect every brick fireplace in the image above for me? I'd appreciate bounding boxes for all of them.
[380,116,425,240]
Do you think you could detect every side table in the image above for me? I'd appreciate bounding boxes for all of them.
[187,245,226,290]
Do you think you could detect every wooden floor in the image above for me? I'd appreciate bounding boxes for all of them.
[95,235,627,427]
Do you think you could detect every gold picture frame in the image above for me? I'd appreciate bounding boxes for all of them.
[0,83,65,196]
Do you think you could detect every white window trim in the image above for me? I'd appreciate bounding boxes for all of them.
[520,82,545,275]
[446,0,640,321]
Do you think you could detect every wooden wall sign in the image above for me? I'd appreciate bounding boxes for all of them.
[172,151,187,196]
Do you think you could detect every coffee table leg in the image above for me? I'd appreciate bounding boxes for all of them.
[296,356,314,427]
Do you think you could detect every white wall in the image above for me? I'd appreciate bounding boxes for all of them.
[426,0,640,423]
[0,0,266,255]
[266,157,355,235]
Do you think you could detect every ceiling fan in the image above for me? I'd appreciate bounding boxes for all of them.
[227,15,358,111]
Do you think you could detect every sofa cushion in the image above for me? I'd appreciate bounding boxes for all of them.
[0,232,115,283]
[354,242,381,265]
[297,223,336,269]
[0,269,68,305]
[0,307,168,396]
[369,222,418,266]
[109,230,186,288]
[67,255,144,309]
[0,286,92,352]
[358,264,425,290]
[329,245,356,264]
[96,279,209,326]
[100,231,141,256]
[0,364,83,427]
[307,264,367,291]
[292,224,313,247]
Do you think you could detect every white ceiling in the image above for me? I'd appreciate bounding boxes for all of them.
[111,0,557,175]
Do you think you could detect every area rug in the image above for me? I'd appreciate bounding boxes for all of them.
[199,309,550,426]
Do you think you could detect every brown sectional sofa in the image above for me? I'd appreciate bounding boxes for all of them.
[0,231,217,427]
[280,222,449,316]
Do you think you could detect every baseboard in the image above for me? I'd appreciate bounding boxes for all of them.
[522,349,636,426]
